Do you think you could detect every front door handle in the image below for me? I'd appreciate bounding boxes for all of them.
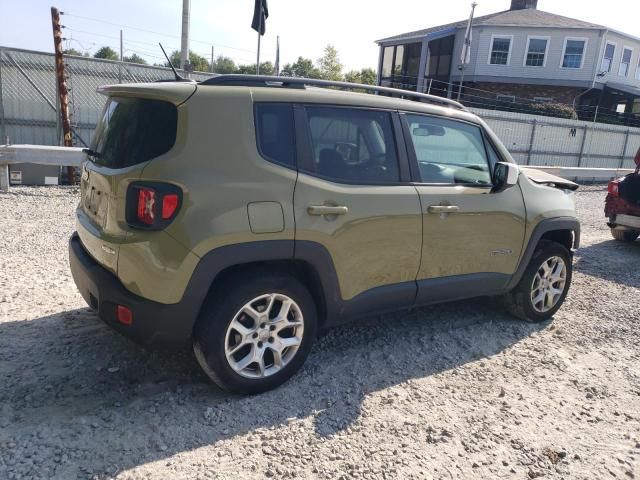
[308,205,349,216]
[427,205,460,214]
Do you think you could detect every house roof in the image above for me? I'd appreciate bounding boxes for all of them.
[376,8,605,44]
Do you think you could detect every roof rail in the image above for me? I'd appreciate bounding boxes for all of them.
[199,74,468,111]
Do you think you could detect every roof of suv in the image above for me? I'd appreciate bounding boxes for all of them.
[98,75,484,125]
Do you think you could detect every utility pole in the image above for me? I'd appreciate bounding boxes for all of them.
[211,45,214,73]
[457,1,477,102]
[50,6,74,184]
[180,0,190,70]
[119,29,123,83]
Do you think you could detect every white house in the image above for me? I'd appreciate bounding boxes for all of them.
[376,0,640,116]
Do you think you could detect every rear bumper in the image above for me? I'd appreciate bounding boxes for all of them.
[609,214,640,231]
[69,233,196,348]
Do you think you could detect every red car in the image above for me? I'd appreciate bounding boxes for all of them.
[606,147,640,242]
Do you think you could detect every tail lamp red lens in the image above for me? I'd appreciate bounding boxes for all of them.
[116,305,133,326]
[162,193,179,219]
[127,182,182,230]
[137,188,156,225]
[607,179,620,196]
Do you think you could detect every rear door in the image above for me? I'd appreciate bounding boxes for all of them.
[401,113,526,303]
[293,105,422,310]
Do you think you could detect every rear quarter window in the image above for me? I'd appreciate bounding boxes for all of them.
[255,103,296,168]
[91,97,177,168]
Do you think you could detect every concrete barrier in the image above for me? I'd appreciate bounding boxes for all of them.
[0,144,84,191]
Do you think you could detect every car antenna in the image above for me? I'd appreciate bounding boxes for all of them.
[159,42,188,82]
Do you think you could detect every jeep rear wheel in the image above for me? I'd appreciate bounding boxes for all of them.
[503,241,573,323]
[611,228,639,242]
[193,272,317,394]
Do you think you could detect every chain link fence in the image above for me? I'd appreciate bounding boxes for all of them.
[0,46,214,150]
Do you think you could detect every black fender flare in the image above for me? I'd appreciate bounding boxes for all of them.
[506,217,580,290]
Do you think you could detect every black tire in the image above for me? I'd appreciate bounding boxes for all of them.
[503,241,573,323]
[611,228,639,242]
[193,271,317,394]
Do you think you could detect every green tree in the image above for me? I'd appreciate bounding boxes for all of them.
[359,68,377,85]
[168,50,210,72]
[64,48,88,57]
[236,61,275,75]
[345,68,377,85]
[123,53,147,65]
[317,45,343,81]
[93,46,118,60]
[280,56,321,78]
[212,55,237,74]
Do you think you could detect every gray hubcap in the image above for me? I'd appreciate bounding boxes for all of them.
[531,256,567,313]
[224,293,304,379]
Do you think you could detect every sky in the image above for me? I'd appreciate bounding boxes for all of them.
[0,0,639,72]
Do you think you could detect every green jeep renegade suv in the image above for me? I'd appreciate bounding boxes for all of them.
[69,75,580,394]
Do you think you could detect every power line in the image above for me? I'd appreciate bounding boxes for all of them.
[63,12,259,55]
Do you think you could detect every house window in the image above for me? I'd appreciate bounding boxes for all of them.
[533,97,554,103]
[380,42,422,90]
[562,39,586,68]
[619,47,633,77]
[601,42,616,72]
[381,46,394,79]
[489,36,512,65]
[525,37,548,67]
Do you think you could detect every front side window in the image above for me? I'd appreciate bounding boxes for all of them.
[92,97,177,168]
[489,36,512,65]
[404,114,492,185]
[562,39,586,68]
[601,42,616,72]
[636,57,640,80]
[525,37,548,67]
[619,48,633,77]
[255,103,296,168]
[305,107,399,184]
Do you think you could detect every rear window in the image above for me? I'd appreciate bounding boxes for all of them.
[255,103,296,168]
[91,97,177,168]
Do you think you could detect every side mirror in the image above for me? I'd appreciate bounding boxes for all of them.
[493,162,519,193]
[634,146,640,171]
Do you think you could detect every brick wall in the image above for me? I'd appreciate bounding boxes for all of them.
[468,82,584,105]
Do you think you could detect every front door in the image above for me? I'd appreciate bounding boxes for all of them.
[401,113,526,303]
[293,105,422,311]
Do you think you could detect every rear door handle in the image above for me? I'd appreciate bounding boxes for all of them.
[427,205,460,214]
[307,205,349,216]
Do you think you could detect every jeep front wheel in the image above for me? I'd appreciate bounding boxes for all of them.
[193,272,317,394]
[503,241,573,323]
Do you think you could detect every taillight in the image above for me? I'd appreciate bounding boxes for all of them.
[162,194,179,219]
[608,179,620,196]
[126,182,182,229]
[137,188,156,225]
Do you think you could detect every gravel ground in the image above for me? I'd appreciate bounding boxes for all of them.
[0,185,638,480]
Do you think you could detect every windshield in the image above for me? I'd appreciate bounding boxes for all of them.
[90,97,177,168]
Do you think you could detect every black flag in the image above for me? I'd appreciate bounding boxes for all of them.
[251,0,269,35]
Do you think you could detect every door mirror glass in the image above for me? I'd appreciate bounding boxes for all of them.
[493,162,519,192]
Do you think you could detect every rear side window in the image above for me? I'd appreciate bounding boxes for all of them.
[304,107,399,184]
[255,103,296,168]
[91,97,177,168]
[404,114,492,185]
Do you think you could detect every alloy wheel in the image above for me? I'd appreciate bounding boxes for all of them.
[224,293,304,379]
[530,256,567,313]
